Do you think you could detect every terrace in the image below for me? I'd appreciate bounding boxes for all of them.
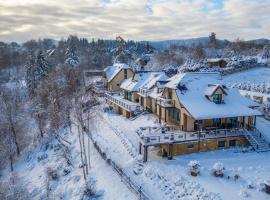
[136,125,245,146]
[105,92,141,112]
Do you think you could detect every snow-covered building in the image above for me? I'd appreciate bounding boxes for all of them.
[156,72,260,131]
[105,71,168,117]
[137,72,264,160]
[207,58,228,68]
[103,63,134,91]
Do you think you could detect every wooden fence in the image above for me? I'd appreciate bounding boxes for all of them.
[83,127,152,200]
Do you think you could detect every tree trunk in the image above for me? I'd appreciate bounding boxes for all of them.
[9,154,13,172]
[78,125,86,181]
[39,125,44,138]
[11,124,20,156]
[82,130,89,175]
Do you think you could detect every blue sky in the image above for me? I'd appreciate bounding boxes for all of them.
[0,0,269,42]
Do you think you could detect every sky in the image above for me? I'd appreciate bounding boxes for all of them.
[0,0,269,42]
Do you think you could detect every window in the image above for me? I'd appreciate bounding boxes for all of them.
[213,93,222,104]
[169,108,180,122]
[230,117,238,127]
[218,141,226,148]
[213,118,221,127]
[229,140,236,147]
[168,91,172,99]
[124,69,127,79]
[187,144,194,149]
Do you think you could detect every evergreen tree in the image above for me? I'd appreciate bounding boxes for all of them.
[25,52,37,97]
[65,36,80,67]
[36,50,50,80]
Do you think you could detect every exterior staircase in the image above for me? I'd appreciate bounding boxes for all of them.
[244,127,270,152]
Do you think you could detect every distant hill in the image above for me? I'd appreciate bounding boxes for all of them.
[246,38,270,45]
[148,37,270,50]
[148,37,228,49]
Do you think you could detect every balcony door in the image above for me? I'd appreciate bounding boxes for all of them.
[140,96,144,107]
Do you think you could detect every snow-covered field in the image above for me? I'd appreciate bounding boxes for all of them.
[221,67,270,84]
[221,67,270,103]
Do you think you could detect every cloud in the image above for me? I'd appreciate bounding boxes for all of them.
[0,0,269,42]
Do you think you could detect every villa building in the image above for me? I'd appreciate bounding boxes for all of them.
[103,69,269,161]
[103,63,134,91]
[106,71,168,118]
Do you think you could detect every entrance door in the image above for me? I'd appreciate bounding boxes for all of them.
[183,114,187,131]
[140,96,144,107]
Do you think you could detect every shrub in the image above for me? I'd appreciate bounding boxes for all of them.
[84,176,97,197]
[213,162,225,177]
[46,167,59,180]
[188,160,200,176]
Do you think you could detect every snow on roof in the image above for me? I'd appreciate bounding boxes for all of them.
[168,72,260,120]
[204,84,227,96]
[148,87,163,99]
[165,72,221,89]
[104,63,131,82]
[121,71,168,92]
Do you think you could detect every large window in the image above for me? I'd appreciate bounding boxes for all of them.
[124,91,132,101]
[229,140,236,147]
[213,118,221,127]
[213,93,222,104]
[169,108,180,122]
[218,141,226,148]
[124,69,127,79]
[230,117,238,127]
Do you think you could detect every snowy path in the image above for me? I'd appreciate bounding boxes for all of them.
[86,134,137,200]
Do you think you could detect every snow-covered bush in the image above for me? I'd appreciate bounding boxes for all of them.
[83,176,103,199]
[239,189,249,198]
[188,160,200,176]
[46,167,59,180]
[84,176,97,197]
[212,162,225,177]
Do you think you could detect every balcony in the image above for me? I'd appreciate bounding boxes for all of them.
[136,125,245,146]
[92,84,107,95]
[156,97,175,107]
[105,92,141,112]
[138,88,149,97]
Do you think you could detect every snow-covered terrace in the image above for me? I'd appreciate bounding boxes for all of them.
[156,97,175,107]
[105,91,141,112]
[137,125,245,146]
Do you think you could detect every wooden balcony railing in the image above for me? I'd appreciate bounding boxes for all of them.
[156,97,175,107]
[105,92,141,112]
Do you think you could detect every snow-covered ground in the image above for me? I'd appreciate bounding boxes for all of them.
[257,116,270,141]
[221,67,270,84]
[0,119,136,200]
[221,67,270,103]
[91,106,270,200]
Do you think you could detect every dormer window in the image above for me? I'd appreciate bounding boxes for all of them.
[213,93,222,104]
[205,84,227,104]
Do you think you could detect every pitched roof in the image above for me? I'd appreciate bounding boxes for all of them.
[104,63,131,82]
[166,72,260,120]
[121,71,168,92]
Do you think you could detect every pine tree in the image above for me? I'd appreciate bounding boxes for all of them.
[65,36,79,67]
[36,50,50,80]
[25,52,37,97]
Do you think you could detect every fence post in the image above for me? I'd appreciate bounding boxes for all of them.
[139,186,142,200]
